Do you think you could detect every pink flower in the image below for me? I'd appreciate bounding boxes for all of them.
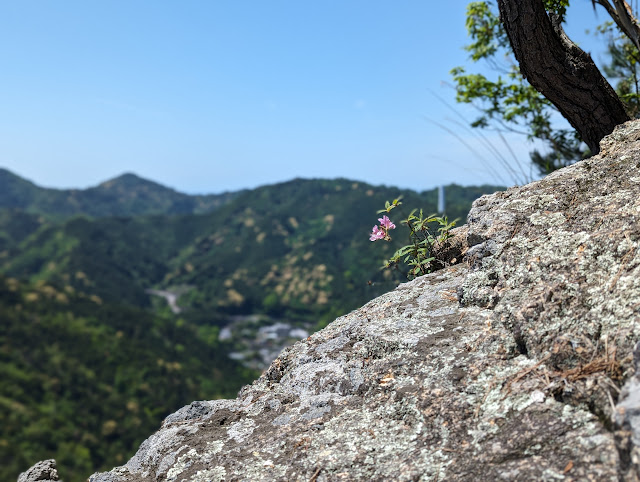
[378,215,395,230]
[369,225,386,241]
[369,215,396,241]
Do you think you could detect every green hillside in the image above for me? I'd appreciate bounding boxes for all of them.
[0,209,46,254]
[165,179,500,326]
[0,275,257,482]
[0,213,211,307]
[1,177,501,325]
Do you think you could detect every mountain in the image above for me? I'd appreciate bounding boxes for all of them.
[0,169,243,219]
[163,179,501,325]
[0,177,503,322]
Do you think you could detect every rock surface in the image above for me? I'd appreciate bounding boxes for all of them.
[17,459,59,482]
[76,121,640,479]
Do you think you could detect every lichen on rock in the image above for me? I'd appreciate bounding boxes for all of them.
[18,459,59,482]
[80,120,640,480]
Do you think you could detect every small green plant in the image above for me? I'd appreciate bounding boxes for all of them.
[369,197,457,279]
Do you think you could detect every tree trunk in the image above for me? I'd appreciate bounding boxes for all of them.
[497,0,630,153]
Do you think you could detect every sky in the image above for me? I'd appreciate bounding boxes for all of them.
[0,1,614,194]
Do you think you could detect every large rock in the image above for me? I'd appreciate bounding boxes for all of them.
[88,121,640,480]
[17,459,59,482]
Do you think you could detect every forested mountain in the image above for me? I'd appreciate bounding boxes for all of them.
[164,179,499,327]
[0,275,256,481]
[0,168,502,481]
[0,169,243,219]
[0,176,501,324]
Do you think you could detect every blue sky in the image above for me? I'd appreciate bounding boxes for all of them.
[0,1,612,194]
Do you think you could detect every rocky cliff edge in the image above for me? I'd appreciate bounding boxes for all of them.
[24,120,640,481]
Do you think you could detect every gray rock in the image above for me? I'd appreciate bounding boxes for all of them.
[90,120,640,480]
[17,459,58,482]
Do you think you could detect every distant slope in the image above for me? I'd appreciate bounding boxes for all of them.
[0,209,46,254]
[0,275,257,482]
[0,177,502,321]
[0,213,212,307]
[165,178,503,325]
[0,168,243,219]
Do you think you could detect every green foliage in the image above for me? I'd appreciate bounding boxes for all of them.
[463,1,510,61]
[452,1,588,176]
[0,209,45,254]
[373,200,457,279]
[0,276,257,482]
[161,179,501,321]
[544,0,569,17]
[0,178,502,323]
[597,21,640,117]
[450,65,553,136]
[0,213,214,307]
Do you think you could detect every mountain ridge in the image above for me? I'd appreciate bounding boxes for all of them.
[0,168,244,219]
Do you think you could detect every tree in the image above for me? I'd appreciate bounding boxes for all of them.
[497,0,629,153]
[452,1,640,176]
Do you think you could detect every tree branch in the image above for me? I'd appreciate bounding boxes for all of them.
[592,0,640,51]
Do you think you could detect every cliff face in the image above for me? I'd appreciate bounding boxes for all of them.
[33,121,640,481]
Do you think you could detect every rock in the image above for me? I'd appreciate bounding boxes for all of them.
[17,459,59,482]
[90,120,640,480]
